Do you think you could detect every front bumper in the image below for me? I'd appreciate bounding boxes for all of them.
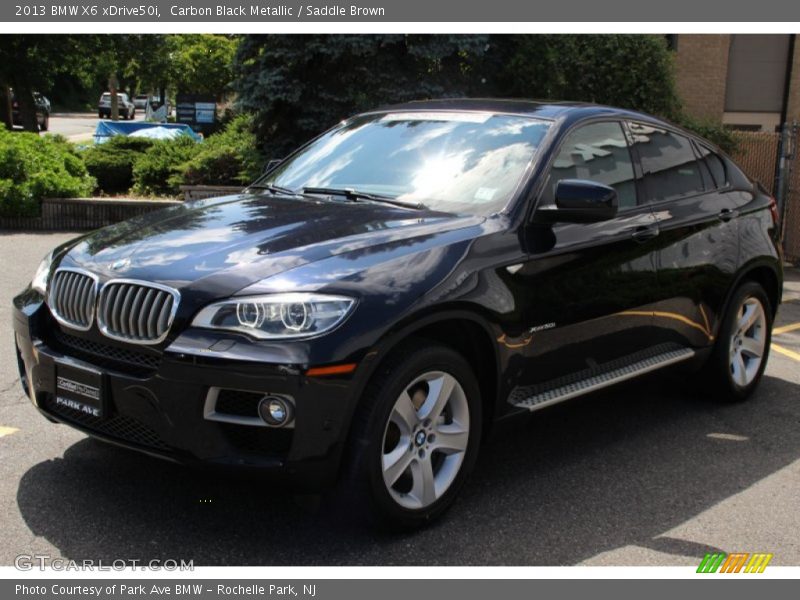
[13,291,360,489]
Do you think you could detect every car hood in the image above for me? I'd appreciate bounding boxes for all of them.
[60,193,483,299]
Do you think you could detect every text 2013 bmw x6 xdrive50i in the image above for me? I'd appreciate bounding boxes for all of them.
[13,100,782,528]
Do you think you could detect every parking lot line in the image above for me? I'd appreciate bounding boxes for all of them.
[773,322,800,335]
[0,426,19,438]
[772,343,800,362]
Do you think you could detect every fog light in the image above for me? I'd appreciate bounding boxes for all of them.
[258,395,293,427]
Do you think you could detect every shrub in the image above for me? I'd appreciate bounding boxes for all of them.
[82,136,154,194]
[0,130,95,217]
[132,136,199,196]
[130,117,263,196]
[180,114,262,186]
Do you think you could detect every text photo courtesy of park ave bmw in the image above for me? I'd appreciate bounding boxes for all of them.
[1,1,800,592]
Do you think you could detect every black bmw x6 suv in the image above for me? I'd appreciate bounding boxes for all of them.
[14,99,782,527]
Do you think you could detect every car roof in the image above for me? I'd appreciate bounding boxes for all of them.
[370,98,669,127]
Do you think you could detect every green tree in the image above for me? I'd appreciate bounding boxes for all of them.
[233,34,491,157]
[116,35,173,99]
[0,35,161,125]
[89,35,173,119]
[167,34,238,99]
[490,35,681,118]
[0,36,105,130]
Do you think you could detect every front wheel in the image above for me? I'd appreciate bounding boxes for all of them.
[704,281,773,402]
[342,342,482,529]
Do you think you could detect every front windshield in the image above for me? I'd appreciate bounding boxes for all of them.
[262,111,551,215]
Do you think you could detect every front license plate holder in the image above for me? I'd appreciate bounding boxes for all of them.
[54,361,105,419]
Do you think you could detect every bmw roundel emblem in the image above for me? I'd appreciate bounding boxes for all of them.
[110,257,131,272]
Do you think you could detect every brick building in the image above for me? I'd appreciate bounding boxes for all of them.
[673,34,799,131]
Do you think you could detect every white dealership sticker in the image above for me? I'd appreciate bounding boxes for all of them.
[474,187,498,202]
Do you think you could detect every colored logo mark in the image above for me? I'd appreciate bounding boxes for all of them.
[697,552,773,573]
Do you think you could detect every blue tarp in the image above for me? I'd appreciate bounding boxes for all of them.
[93,120,201,144]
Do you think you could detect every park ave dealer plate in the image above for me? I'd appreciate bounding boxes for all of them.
[55,361,105,418]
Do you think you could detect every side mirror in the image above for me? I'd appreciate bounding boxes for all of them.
[263,158,283,174]
[536,179,618,223]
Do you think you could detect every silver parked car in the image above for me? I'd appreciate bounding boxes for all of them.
[98,92,135,120]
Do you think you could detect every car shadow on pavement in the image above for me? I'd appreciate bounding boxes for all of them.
[15,371,800,566]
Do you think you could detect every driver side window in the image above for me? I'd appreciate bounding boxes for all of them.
[540,121,637,210]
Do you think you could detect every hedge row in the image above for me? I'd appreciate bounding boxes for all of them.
[1,115,262,217]
[87,115,262,197]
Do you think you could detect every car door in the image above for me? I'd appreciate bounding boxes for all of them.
[510,120,662,389]
[626,122,741,349]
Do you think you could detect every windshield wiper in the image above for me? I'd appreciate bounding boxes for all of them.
[246,182,299,196]
[302,187,425,210]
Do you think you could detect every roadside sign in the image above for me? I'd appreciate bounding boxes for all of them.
[175,93,217,134]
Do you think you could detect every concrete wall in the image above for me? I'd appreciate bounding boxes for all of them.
[0,197,181,231]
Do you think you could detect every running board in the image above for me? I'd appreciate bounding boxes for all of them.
[510,347,695,412]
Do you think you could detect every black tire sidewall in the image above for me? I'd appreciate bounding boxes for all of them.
[711,281,773,401]
[348,343,482,528]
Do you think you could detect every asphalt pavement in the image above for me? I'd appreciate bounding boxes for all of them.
[1,231,799,566]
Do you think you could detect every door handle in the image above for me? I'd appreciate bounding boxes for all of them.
[630,224,660,242]
[718,208,739,222]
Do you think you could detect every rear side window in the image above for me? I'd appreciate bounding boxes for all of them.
[629,123,705,202]
[696,144,728,189]
[540,121,637,209]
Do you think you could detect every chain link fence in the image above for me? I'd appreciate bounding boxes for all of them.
[732,127,799,262]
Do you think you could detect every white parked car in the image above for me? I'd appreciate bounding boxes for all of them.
[98,92,135,120]
[133,94,150,110]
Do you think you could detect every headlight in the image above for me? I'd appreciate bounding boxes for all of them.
[31,251,54,295]
[192,293,356,340]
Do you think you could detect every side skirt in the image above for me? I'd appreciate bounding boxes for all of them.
[509,344,696,412]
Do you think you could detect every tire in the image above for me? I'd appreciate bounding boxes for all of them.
[704,281,773,402]
[340,341,482,529]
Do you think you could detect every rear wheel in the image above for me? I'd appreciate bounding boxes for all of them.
[342,342,481,529]
[705,281,772,402]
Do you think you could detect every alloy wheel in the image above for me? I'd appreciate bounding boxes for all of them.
[729,296,767,387]
[381,370,470,510]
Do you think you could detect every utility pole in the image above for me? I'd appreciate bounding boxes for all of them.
[776,121,797,242]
